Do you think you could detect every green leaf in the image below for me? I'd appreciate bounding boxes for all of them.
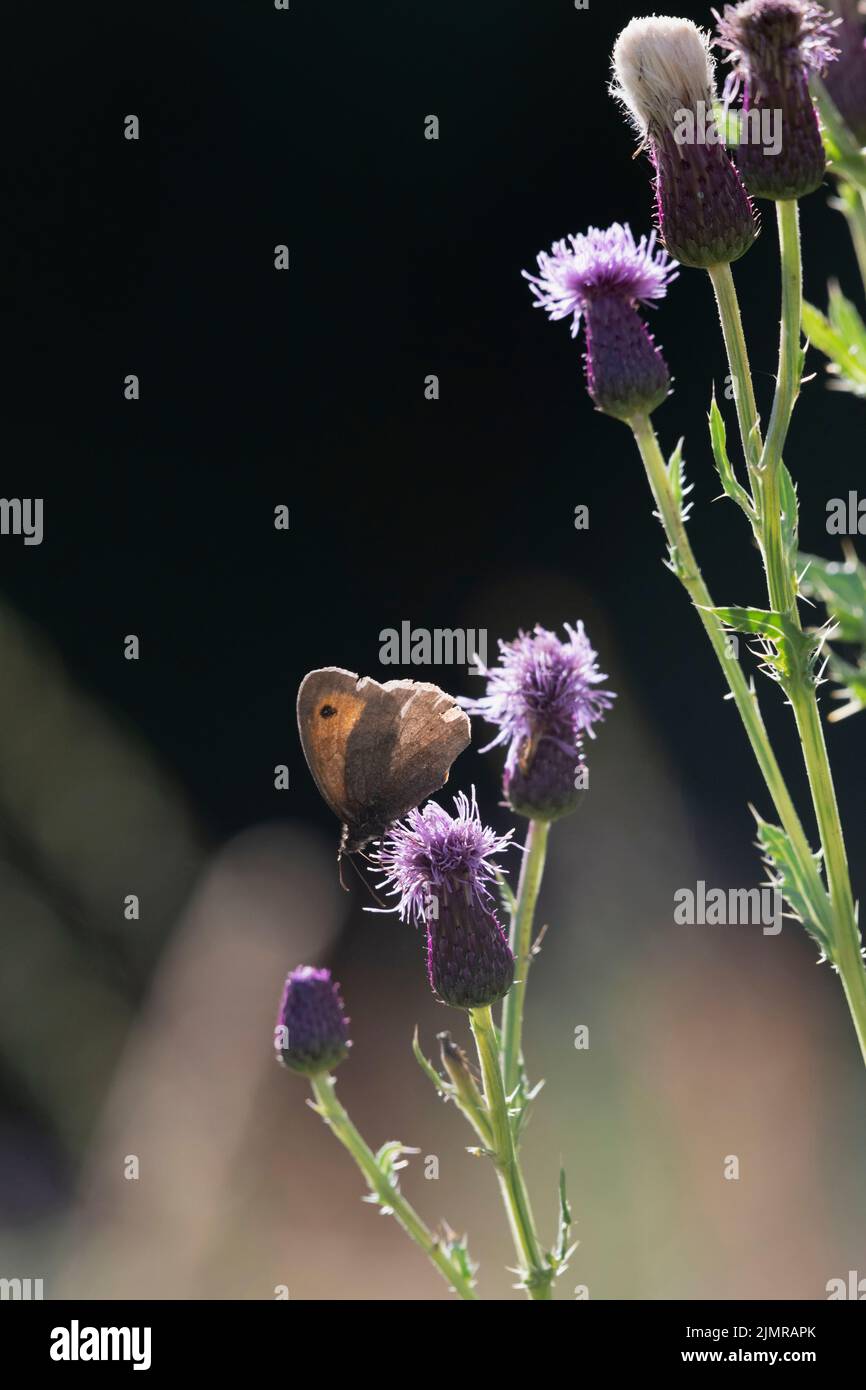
[412,1026,450,1099]
[375,1140,418,1176]
[661,438,694,578]
[493,866,516,920]
[827,652,866,721]
[803,297,866,397]
[707,606,819,684]
[511,1074,545,1146]
[666,437,692,519]
[553,1168,575,1266]
[755,818,833,956]
[828,281,866,351]
[440,1230,478,1285]
[812,75,866,188]
[708,393,754,516]
[709,605,783,638]
[779,463,799,571]
[798,551,866,645]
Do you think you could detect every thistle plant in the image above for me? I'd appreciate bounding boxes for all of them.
[278,2,866,1302]
[281,643,613,1300]
[527,8,866,1068]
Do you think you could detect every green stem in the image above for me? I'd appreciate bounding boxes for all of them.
[470,1005,552,1300]
[309,1073,478,1300]
[629,413,824,904]
[706,219,866,1069]
[766,202,866,1064]
[708,262,762,478]
[501,819,550,1097]
[758,200,801,616]
[789,688,866,1066]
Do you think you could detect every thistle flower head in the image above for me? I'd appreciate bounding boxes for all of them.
[612,15,718,140]
[715,0,839,94]
[275,966,351,1076]
[524,225,676,420]
[714,1,839,198]
[611,16,758,267]
[374,790,512,923]
[460,623,615,821]
[523,224,678,337]
[372,791,515,1010]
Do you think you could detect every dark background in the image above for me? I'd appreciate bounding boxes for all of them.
[3,0,865,1299]
[5,0,864,838]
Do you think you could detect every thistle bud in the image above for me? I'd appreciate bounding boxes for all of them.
[426,885,514,1010]
[373,791,515,1010]
[715,1,840,201]
[275,966,351,1076]
[612,16,758,266]
[821,0,866,146]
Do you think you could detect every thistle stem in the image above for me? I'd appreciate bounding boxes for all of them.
[767,203,866,1064]
[708,262,762,478]
[501,818,550,1097]
[702,215,866,1068]
[788,687,866,1063]
[758,199,802,618]
[628,412,824,905]
[309,1073,478,1300]
[470,1005,552,1300]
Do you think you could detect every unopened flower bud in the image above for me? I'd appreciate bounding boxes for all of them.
[275,966,351,1076]
[824,1,866,146]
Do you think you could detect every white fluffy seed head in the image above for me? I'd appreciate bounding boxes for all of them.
[611,16,717,140]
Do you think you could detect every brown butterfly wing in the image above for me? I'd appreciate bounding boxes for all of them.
[297,669,471,852]
[297,668,374,826]
[362,679,471,825]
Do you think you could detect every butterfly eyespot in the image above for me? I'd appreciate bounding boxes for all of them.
[319,704,337,719]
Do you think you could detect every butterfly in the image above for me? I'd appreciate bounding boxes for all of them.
[297,667,471,857]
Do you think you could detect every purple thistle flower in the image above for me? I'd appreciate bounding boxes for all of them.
[821,0,866,146]
[372,791,515,1010]
[524,224,676,421]
[275,966,351,1076]
[611,17,758,268]
[715,1,840,200]
[460,623,615,822]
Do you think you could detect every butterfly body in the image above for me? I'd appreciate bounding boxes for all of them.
[297,667,471,854]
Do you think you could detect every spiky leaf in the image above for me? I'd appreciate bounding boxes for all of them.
[708,392,754,516]
[756,818,832,956]
[798,551,866,645]
[803,294,866,397]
